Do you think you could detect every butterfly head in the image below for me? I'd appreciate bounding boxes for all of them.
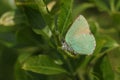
[61,40,77,55]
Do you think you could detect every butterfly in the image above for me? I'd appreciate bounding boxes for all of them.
[62,15,96,55]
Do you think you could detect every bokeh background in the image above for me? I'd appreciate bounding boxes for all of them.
[0,0,120,80]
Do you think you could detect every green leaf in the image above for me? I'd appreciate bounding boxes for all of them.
[0,32,16,47]
[73,3,95,17]
[94,34,119,55]
[15,62,29,80]
[86,34,119,79]
[100,35,119,54]
[16,28,45,47]
[91,0,110,12]
[116,0,120,10]
[17,47,38,63]
[0,45,17,80]
[89,20,99,35]
[47,74,72,80]
[93,36,106,55]
[100,56,114,80]
[22,55,68,75]
[0,26,15,32]
[15,0,38,9]
[15,62,47,80]
[57,0,73,37]
[91,55,114,80]
[112,12,120,25]
[23,7,46,29]
[34,0,53,27]
[15,0,47,29]
[109,0,116,12]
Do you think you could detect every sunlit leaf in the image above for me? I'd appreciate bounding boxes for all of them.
[22,55,68,75]
[15,62,47,80]
[0,11,15,26]
[57,0,73,37]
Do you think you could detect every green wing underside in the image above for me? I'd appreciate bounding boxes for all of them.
[65,15,96,54]
[65,15,89,39]
[65,34,95,54]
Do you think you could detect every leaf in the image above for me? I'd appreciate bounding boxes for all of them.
[100,35,119,53]
[16,28,45,47]
[23,7,46,29]
[93,35,106,55]
[15,62,29,80]
[0,32,16,47]
[17,47,38,63]
[15,62,47,80]
[85,33,119,79]
[100,56,114,80]
[15,0,54,36]
[47,1,56,12]
[92,55,115,80]
[116,0,120,10]
[109,0,116,12]
[91,0,110,12]
[0,45,17,80]
[15,0,38,9]
[112,12,120,25]
[0,11,15,26]
[34,0,53,27]
[15,0,47,29]
[57,0,73,37]
[73,3,95,17]
[22,55,68,75]
[0,26,15,32]
[89,20,99,35]
[47,74,72,80]
[94,34,119,55]
[0,10,26,27]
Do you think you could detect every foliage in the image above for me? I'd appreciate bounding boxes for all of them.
[0,0,120,80]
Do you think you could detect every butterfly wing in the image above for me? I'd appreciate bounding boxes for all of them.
[65,15,96,55]
[68,34,96,54]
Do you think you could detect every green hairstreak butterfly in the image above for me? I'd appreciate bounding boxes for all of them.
[62,15,96,55]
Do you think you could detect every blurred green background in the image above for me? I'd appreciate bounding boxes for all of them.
[0,0,120,80]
